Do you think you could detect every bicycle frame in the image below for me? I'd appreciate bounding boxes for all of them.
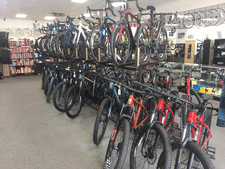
[76,22,91,47]
[187,110,212,149]
[157,99,175,131]
[119,10,141,51]
[175,104,212,169]
[99,16,115,44]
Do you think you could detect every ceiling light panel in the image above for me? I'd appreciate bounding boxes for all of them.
[71,0,87,3]
[16,14,27,18]
[44,16,55,20]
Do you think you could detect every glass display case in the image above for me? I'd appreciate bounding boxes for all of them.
[159,62,225,101]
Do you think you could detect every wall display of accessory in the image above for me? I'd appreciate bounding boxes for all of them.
[160,62,224,101]
[213,39,225,66]
[177,4,225,29]
[9,38,34,75]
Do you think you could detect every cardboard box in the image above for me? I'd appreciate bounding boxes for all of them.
[3,64,10,77]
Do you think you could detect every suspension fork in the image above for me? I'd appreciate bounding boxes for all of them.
[141,120,161,156]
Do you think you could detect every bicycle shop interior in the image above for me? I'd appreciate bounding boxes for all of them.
[0,0,225,168]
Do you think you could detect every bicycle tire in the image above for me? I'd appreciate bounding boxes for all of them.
[93,97,111,145]
[157,27,168,61]
[52,81,71,112]
[55,32,66,58]
[130,123,172,169]
[158,139,215,169]
[41,70,46,89]
[39,36,49,56]
[199,108,213,149]
[193,12,202,27]
[204,10,213,27]
[63,29,77,59]
[44,74,51,96]
[209,9,220,26]
[217,8,225,25]
[46,77,55,103]
[183,13,195,29]
[65,85,84,119]
[104,118,130,169]
[136,22,152,65]
[198,11,208,27]
[110,21,131,66]
[178,86,203,104]
[90,24,111,62]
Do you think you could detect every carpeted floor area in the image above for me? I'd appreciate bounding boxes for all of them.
[0,76,224,169]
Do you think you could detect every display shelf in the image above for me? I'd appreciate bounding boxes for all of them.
[9,39,34,76]
[159,62,224,100]
[11,65,34,67]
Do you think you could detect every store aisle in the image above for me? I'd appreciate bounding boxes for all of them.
[0,76,224,169]
[0,76,112,169]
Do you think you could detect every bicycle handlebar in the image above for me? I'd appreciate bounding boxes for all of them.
[87,5,116,18]
[104,76,146,95]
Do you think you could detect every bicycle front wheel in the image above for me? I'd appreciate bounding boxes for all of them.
[65,85,84,119]
[136,22,153,65]
[93,97,111,145]
[172,139,215,169]
[130,123,172,169]
[104,118,130,169]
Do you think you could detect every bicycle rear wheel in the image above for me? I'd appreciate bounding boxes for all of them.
[104,118,130,169]
[156,27,168,61]
[44,74,51,96]
[65,85,84,119]
[130,123,172,169]
[52,81,70,112]
[90,24,111,62]
[110,21,131,66]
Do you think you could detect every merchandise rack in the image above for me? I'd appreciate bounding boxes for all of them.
[9,39,35,75]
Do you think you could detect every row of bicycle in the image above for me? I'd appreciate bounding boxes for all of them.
[35,0,178,66]
[41,61,217,169]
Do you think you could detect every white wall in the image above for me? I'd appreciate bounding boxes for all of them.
[0,19,52,41]
[168,24,225,54]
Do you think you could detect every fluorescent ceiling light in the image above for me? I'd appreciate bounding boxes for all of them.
[71,0,87,3]
[111,2,126,7]
[16,14,27,18]
[44,16,55,20]
[82,13,94,18]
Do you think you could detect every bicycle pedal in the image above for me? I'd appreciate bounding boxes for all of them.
[206,146,216,160]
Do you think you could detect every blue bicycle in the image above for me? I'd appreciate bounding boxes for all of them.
[88,5,116,62]
[93,80,128,145]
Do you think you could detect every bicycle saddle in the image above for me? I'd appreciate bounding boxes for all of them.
[147,6,156,11]
[202,94,213,102]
